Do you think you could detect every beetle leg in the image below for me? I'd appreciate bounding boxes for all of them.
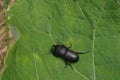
[64,61,73,70]
[68,64,73,70]
[68,43,72,49]
[76,51,89,54]
[64,61,68,68]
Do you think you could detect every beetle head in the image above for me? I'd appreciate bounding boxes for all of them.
[51,45,61,57]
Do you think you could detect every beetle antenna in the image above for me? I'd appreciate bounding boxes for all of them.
[64,61,74,70]
[69,64,74,70]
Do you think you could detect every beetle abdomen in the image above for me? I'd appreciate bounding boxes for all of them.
[63,50,79,63]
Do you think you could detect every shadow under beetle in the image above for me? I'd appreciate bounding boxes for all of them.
[51,44,88,70]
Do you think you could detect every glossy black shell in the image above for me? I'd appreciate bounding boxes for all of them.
[51,44,79,63]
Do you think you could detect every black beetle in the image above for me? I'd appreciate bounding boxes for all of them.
[51,44,88,69]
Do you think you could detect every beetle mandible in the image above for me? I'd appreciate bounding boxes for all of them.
[51,44,88,69]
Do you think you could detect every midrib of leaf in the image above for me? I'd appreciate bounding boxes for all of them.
[76,1,107,80]
[92,28,96,80]
[76,2,96,80]
[91,1,107,80]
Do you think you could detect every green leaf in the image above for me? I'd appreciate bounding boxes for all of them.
[2,0,120,80]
